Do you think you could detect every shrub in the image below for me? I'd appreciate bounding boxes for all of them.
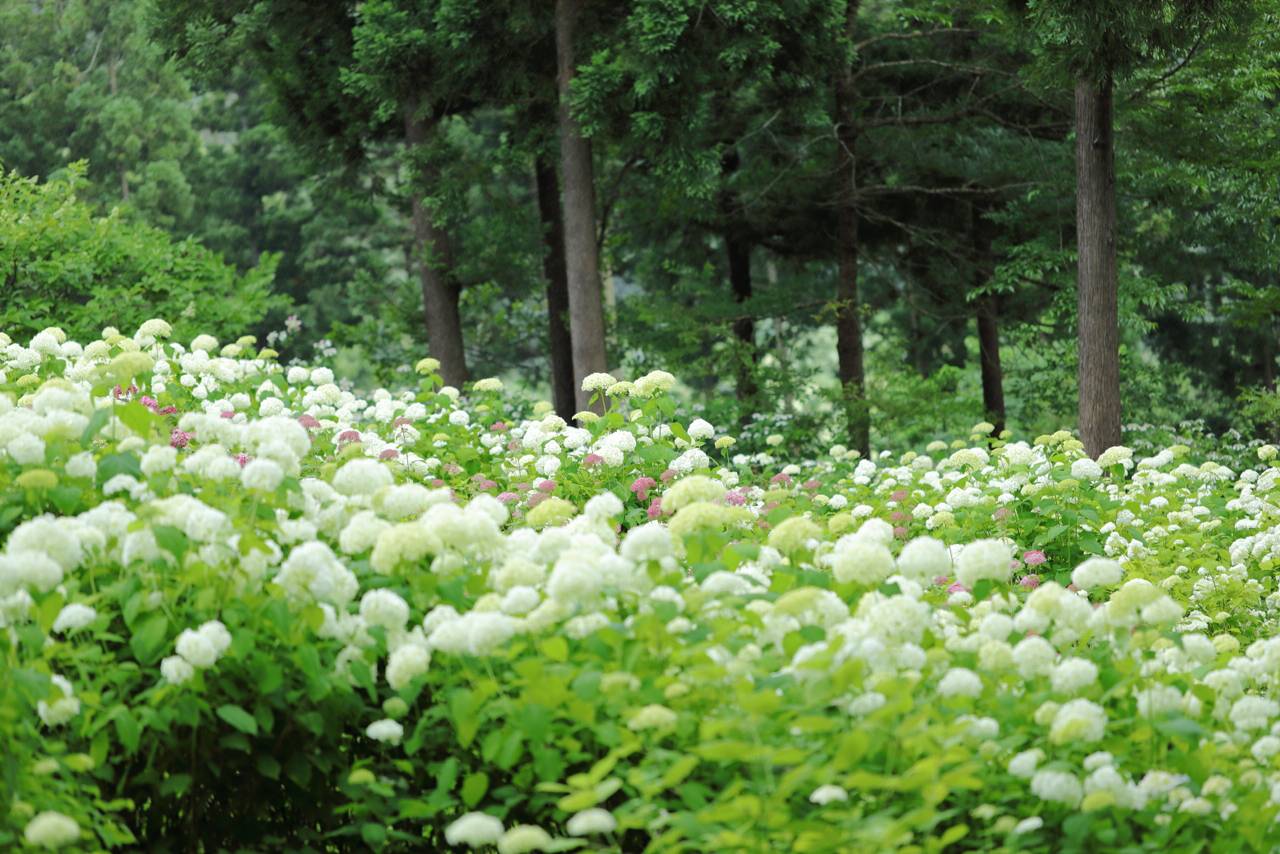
[0,166,283,344]
[3,324,1280,851]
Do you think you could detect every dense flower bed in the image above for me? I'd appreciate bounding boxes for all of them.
[3,321,1280,851]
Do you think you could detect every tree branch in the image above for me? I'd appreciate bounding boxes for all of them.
[854,27,977,52]
[1124,32,1207,104]
[596,155,641,250]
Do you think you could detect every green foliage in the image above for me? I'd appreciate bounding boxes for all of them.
[0,167,283,342]
[4,326,1280,850]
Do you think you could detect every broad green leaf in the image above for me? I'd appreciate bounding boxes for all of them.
[216,704,259,736]
[129,614,169,664]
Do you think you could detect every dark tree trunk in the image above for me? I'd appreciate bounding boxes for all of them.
[977,301,1006,435]
[834,0,869,457]
[972,205,1005,434]
[1075,75,1121,457]
[555,0,608,412]
[720,148,758,416]
[535,155,576,419]
[404,108,469,387]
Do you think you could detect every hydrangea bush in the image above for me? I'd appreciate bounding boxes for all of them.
[4,321,1280,851]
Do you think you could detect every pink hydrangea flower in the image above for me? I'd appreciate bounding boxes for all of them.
[169,428,192,449]
[1023,550,1047,567]
[893,525,909,539]
[802,479,821,491]
[338,430,361,443]
[490,421,508,433]
[235,453,250,468]
[646,497,664,519]
[660,468,677,483]
[890,489,909,502]
[583,453,604,467]
[378,448,399,460]
[770,473,793,486]
[220,410,236,419]
[497,491,518,503]
[724,489,748,506]
[393,416,413,428]
[430,478,446,488]
[140,396,159,411]
[537,480,557,492]
[297,414,321,430]
[159,406,177,415]
[475,478,497,491]
[890,510,908,522]
[1020,574,1041,590]
[630,476,656,502]
[993,506,1012,521]
[443,463,462,475]
[947,582,969,594]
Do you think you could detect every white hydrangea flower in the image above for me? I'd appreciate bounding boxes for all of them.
[445,812,504,847]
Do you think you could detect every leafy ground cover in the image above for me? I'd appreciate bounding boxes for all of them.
[3,322,1280,851]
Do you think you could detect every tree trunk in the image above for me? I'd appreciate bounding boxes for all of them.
[977,301,1005,435]
[972,204,1005,434]
[720,148,757,416]
[535,155,577,419]
[1075,75,1121,457]
[834,0,869,457]
[555,0,608,412]
[404,108,469,387]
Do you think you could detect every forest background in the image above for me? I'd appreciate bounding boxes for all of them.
[3,0,1279,457]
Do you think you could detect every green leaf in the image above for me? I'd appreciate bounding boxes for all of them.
[216,704,259,736]
[662,755,700,788]
[113,707,141,754]
[256,755,282,779]
[80,407,111,446]
[129,614,169,664]
[539,636,569,662]
[153,525,189,561]
[450,688,482,747]
[461,772,488,807]
[47,485,82,514]
[117,401,155,437]
[97,452,142,484]
[361,823,387,847]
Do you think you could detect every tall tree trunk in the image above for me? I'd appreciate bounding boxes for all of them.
[555,0,608,412]
[720,148,757,417]
[972,204,1005,434]
[977,301,1005,435]
[834,0,869,457]
[404,108,469,387]
[1075,75,1121,456]
[535,155,577,419]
